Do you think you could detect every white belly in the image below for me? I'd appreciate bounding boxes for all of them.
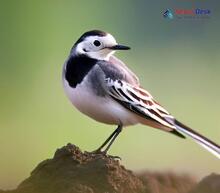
[63,79,139,126]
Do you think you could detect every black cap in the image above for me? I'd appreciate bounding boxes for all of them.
[75,30,107,45]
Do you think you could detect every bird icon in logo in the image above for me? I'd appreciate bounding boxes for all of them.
[163,9,174,19]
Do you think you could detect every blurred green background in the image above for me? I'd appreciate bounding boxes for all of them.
[0,0,220,189]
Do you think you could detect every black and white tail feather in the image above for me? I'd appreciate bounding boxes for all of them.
[170,119,220,159]
[106,78,220,159]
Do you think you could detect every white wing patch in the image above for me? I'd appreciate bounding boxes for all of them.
[106,78,175,129]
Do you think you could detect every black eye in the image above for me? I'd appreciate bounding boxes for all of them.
[93,40,101,47]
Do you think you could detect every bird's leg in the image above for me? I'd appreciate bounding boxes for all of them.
[102,125,122,154]
[92,124,123,155]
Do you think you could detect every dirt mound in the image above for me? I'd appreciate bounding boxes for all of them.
[189,173,220,193]
[1,143,219,193]
[138,171,196,193]
[5,144,145,193]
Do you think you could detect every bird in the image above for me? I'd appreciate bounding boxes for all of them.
[62,30,220,159]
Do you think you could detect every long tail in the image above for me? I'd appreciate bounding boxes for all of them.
[169,119,220,159]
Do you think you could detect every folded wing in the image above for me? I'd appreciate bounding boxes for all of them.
[105,78,185,138]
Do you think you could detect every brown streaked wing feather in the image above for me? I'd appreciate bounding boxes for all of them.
[106,78,185,138]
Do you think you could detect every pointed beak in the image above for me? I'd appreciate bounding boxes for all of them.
[108,44,130,50]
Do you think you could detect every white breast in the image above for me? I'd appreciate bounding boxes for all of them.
[63,78,139,126]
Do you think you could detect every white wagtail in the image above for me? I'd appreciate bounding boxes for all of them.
[62,30,220,158]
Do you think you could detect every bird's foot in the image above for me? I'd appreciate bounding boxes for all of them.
[85,149,121,160]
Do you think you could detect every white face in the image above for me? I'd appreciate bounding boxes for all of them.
[74,34,117,60]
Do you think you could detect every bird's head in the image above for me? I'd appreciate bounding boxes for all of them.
[71,30,130,60]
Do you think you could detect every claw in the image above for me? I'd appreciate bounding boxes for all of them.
[107,155,121,160]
